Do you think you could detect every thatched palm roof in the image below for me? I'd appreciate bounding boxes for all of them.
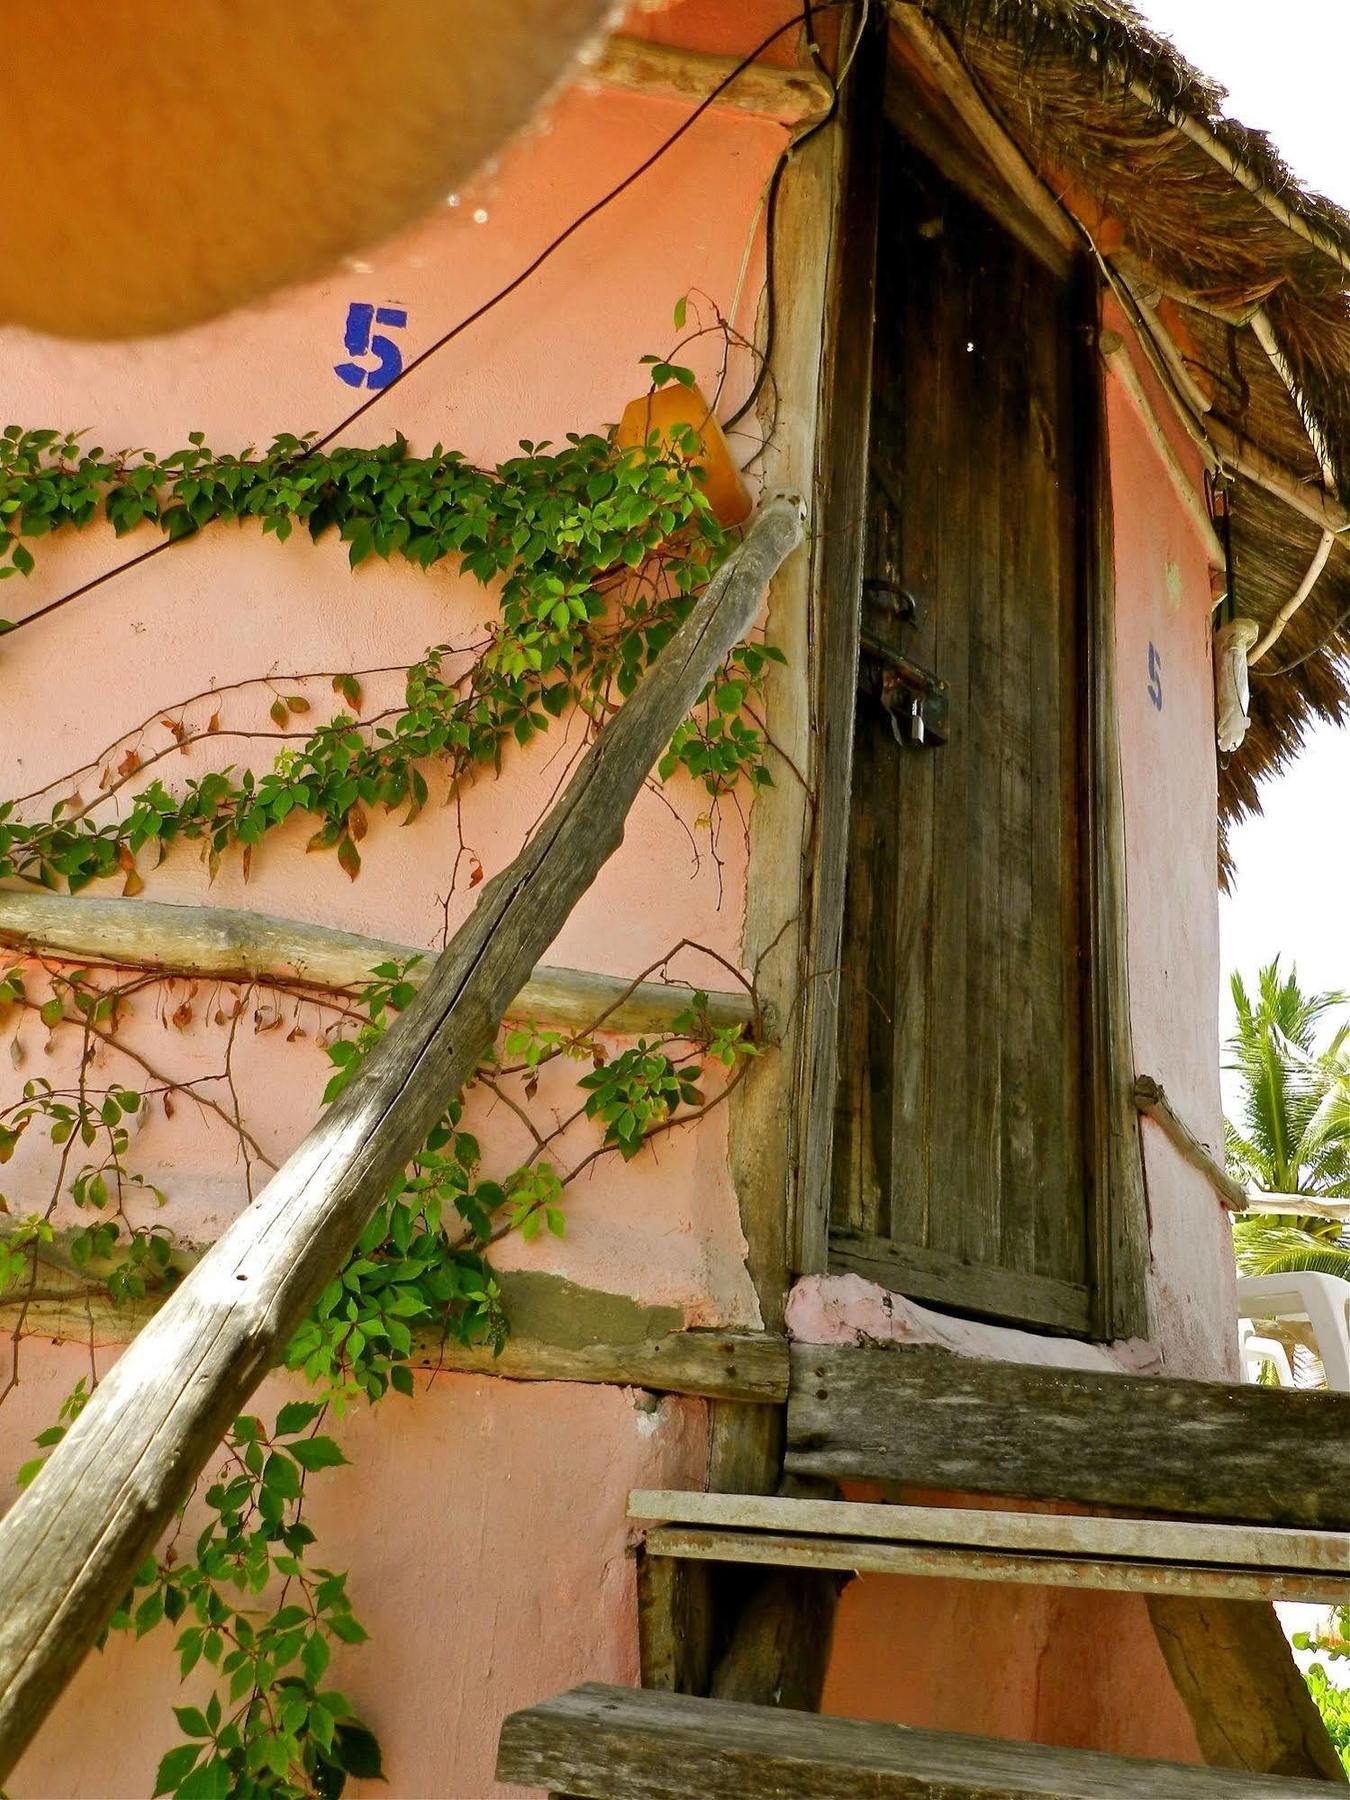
[892,0,1350,843]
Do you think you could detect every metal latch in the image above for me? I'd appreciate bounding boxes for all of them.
[859,630,950,747]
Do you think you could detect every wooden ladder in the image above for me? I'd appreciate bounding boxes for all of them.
[496,1343,1350,1795]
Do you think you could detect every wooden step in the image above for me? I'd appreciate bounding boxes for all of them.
[785,1343,1350,1529]
[628,1490,1350,1604]
[495,1683,1339,1797]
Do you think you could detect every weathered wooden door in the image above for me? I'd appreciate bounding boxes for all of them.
[829,139,1094,1335]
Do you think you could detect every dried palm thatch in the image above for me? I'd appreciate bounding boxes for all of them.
[890,0,1350,859]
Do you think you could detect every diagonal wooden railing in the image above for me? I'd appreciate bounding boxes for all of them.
[0,492,804,1777]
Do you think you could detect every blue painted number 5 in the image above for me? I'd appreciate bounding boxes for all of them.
[334,302,408,390]
[1147,641,1163,711]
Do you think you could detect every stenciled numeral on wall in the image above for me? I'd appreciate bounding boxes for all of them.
[1146,641,1163,712]
[334,302,408,390]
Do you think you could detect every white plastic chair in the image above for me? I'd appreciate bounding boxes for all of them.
[1237,1317,1296,1387]
[1236,1271,1350,1391]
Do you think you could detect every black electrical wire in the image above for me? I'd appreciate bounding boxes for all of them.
[7,5,842,644]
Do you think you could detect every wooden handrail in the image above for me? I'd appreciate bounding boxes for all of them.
[1132,1075,1249,1212]
[0,493,805,1778]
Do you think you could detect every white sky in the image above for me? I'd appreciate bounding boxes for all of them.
[1133,2,1350,1040]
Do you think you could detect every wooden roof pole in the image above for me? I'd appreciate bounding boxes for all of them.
[0,493,804,1780]
[1120,75,1350,285]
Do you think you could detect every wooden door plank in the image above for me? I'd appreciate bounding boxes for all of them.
[1028,257,1088,1290]
[884,144,942,1252]
[794,13,884,1275]
[925,192,977,1267]
[639,1526,1350,1606]
[495,1683,1338,1797]
[785,1343,1350,1529]
[829,1233,1091,1335]
[628,1491,1350,1573]
[961,213,1010,1272]
[998,232,1041,1279]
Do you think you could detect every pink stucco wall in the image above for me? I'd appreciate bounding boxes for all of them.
[0,8,1241,1788]
[1,1342,707,1800]
[0,9,796,1792]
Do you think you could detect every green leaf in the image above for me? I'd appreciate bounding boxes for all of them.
[274,1399,323,1437]
[289,1435,347,1473]
[153,1742,203,1796]
[333,1723,385,1780]
[172,1705,211,1739]
[261,1451,302,1499]
[176,1758,230,1800]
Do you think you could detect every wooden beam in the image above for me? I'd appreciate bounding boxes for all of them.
[709,1564,843,1711]
[887,8,1079,276]
[1082,326,1153,1342]
[0,495,805,1781]
[1250,308,1339,489]
[1117,68,1350,286]
[1133,1076,1249,1212]
[642,1524,1350,1606]
[784,1342,1350,1529]
[1246,1192,1350,1225]
[1251,531,1336,665]
[588,36,831,127]
[0,1237,788,1401]
[630,1491,1350,1579]
[496,1682,1340,1797]
[0,892,758,1040]
[1206,410,1350,539]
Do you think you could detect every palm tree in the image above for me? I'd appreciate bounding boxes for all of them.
[1225,960,1350,1279]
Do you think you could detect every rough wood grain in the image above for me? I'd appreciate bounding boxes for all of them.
[1149,1597,1349,1783]
[793,10,884,1275]
[1080,298,1153,1342]
[591,35,831,126]
[642,1525,1350,1605]
[495,1682,1338,1797]
[785,1342,1350,1529]
[637,1552,715,1697]
[828,139,1096,1334]
[1134,1076,1249,1212]
[709,1566,843,1710]
[629,1490,1350,1575]
[0,495,804,1780]
[0,892,757,1039]
[0,1235,789,1401]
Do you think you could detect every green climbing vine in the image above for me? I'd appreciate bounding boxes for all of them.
[0,352,780,1796]
[0,417,782,893]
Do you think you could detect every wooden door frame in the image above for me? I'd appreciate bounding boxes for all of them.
[792,65,1152,1345]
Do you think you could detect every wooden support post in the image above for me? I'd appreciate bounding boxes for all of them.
[1149,1597,1349,1784]
[709,1567,843,1711]
[0,495,805,1780]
